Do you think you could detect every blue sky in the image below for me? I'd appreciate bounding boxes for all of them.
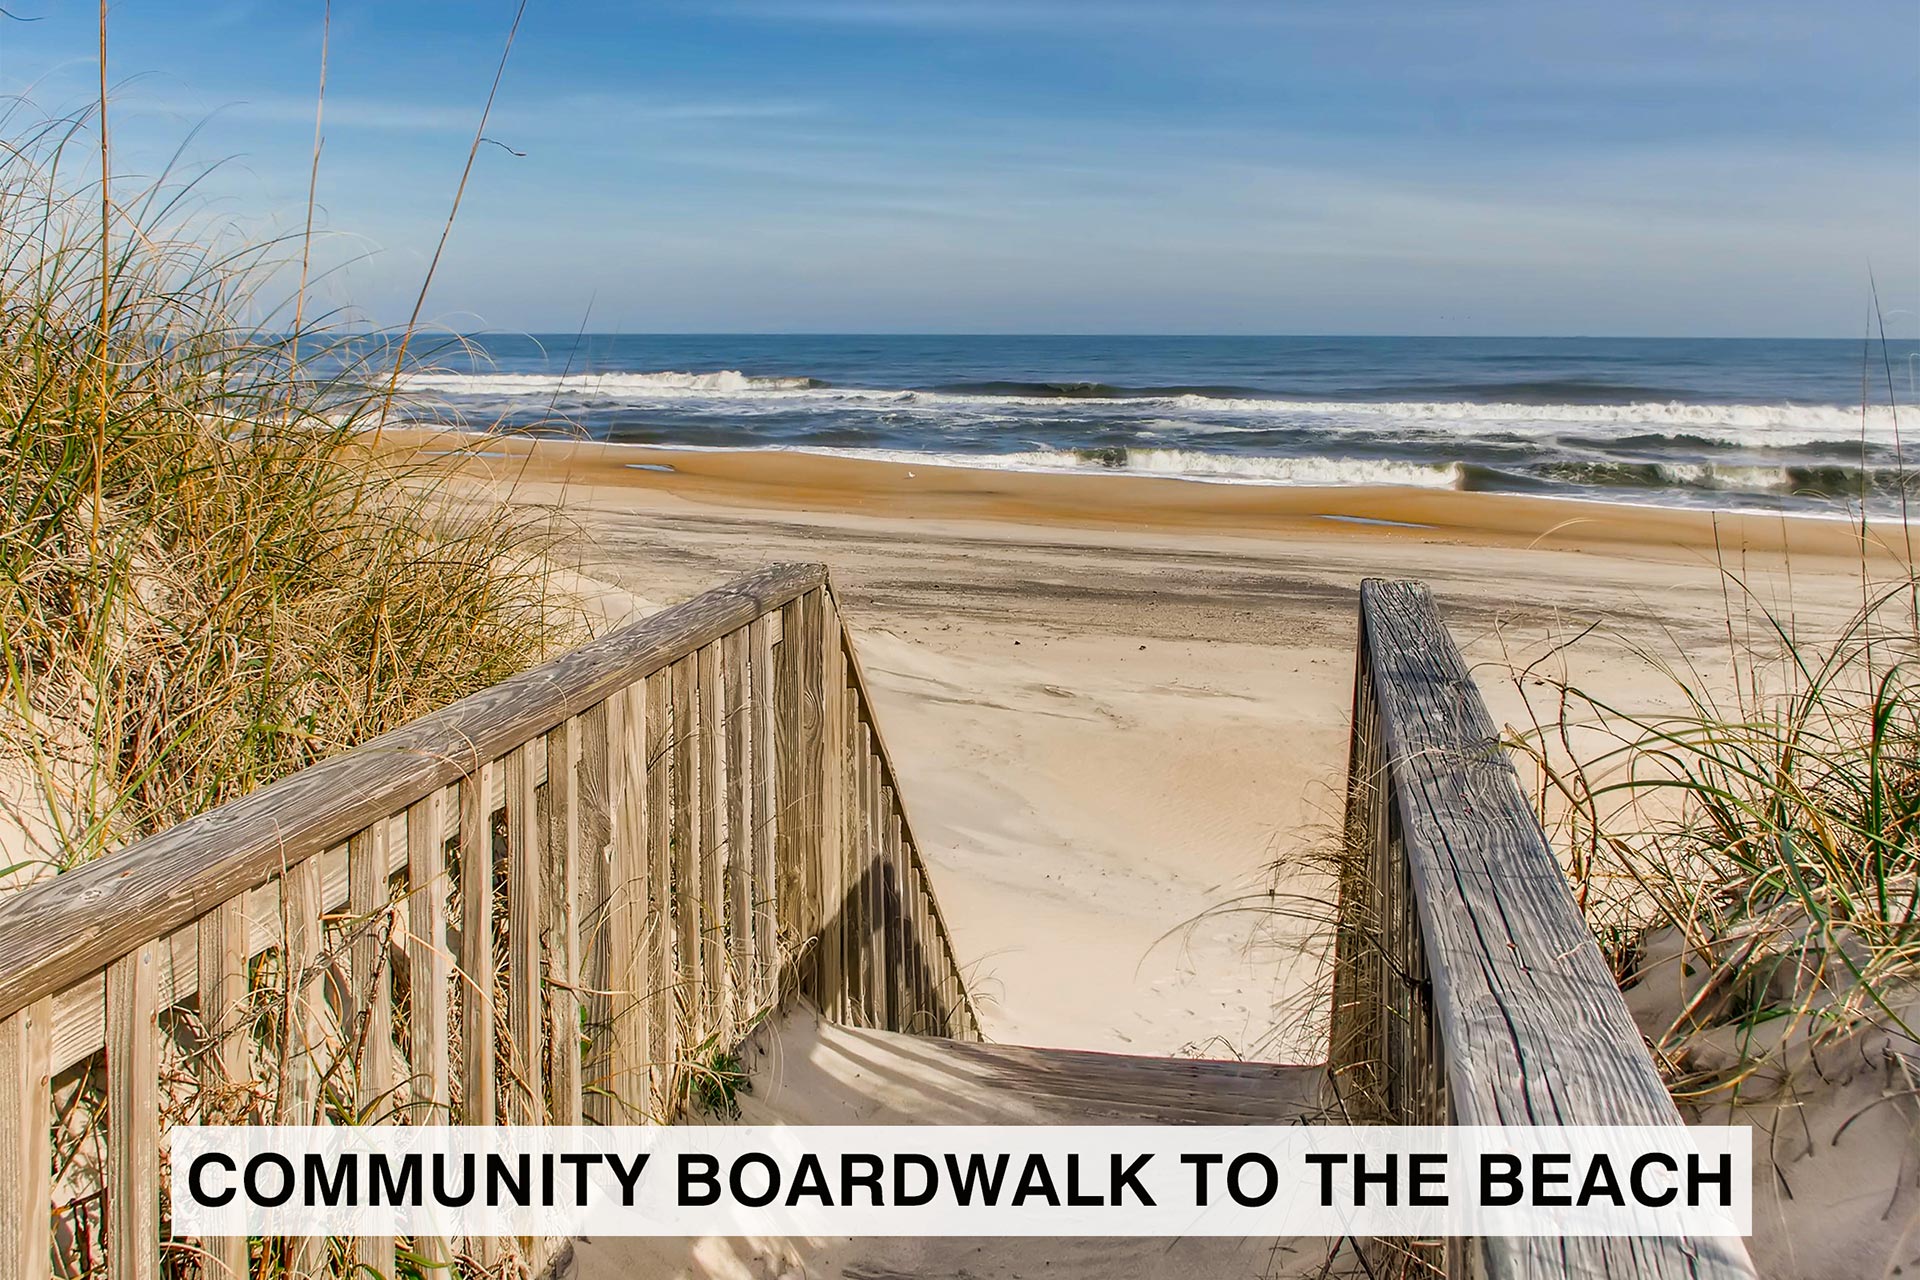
[1,0,1915,335]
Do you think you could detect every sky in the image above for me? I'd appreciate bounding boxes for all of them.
[0,0,1916,336]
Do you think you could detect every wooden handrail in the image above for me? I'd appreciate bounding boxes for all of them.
[1332,579,1757,1279]
[0,562,981,1280]
[0,561,826,1023]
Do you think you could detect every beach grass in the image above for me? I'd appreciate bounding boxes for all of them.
[1508,562,1920,1098]
[0,103,565,879]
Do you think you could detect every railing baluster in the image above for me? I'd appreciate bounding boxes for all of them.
[724,627,755,1026]
[669,656,701,1060]
[507,743,544,1126]
[575,702,613,1126]
[193,896,248,1278]
[610,683,649,1118]
[545,716,583,1126]
[697,641,728,1044]
[0,564,987,1280]
[749,614,779,1011]
[644,671,674,1114]
[405,789,452,1270]
[459,761,498,1128]
[1,996,52,1280]
[106,944,157,1280]
[348,824,395,1277]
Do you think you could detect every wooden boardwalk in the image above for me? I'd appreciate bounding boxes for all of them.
[0,567,1759,1280]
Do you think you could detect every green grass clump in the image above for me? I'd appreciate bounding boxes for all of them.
[0,107,566,877]
[1512,572,1920,1096]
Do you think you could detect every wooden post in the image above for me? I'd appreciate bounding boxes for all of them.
[106,944,157,1280]
[0,997,52,1280]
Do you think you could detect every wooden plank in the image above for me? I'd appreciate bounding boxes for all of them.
[863,729,887,1031]
[406,790,452,1121]
[884,800,907,1031]
[846,687,867,1024]
[776,590,826,1009]
[1357,579,1757,1280]
[195,887,248,1269]
[0,997,52,1280]
[404,791,452,1271]
[574,701,614,1127]
[610,683,649,1120]
[643,672,674,1115]
[724,626,755,1025]
[459,763,497,1127]
[544,716,583,1126]
[106,944,158,1280]
[0,564,830,1025]
[814,589,841,1012]
[506,742,544,1125]
[697,641,728,1044]
[749,615,779,1012]
[281,857,324,1126]
[347,824,395,1278]
[670,657,701,1056]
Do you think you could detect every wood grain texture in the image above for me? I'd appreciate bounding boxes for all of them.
[459,763,498,1128]
[506,743,544,1126]
[544,716,583,1126]
[697,641,728,1043]
[106,945,157,1280]
[670,657,701,1054]
[749,615,779,1012]
[347,824,395,1278]
[0,998,52,1280]
[405,790,451,1122]
[575,701,614,1127]
[280,857,324,1129]
[723,626,756,1026]
[643,672,674,1114]
[609,683,649,1120]
[0,563,828,1023]
[1356,579,1756,1280]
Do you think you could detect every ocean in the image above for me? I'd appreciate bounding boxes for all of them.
[403,335,1920,516]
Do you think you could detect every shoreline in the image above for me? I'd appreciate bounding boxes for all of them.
[391,428,1896,562]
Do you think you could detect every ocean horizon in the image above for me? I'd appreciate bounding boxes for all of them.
[398,333,1920,516]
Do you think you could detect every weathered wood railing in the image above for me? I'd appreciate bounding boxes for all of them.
[1330,580,1756,1279]
[0,562,976,1280]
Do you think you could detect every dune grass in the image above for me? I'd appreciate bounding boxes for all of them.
[1505,560,1920,1099]
[0,105,566,880]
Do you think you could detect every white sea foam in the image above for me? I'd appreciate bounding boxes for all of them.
[788,446,1465,488]
[404,369,1904,446]
[406,369,816,396]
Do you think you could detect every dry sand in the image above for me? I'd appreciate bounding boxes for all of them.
[411,433,1906,1278]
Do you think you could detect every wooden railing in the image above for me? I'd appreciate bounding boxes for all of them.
[1330,580,1756,1279]
[0,563,977,1280]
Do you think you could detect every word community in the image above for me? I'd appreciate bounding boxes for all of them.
[172,1124,1753,1238]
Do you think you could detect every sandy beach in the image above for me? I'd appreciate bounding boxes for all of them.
[405,431,1882,1059]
